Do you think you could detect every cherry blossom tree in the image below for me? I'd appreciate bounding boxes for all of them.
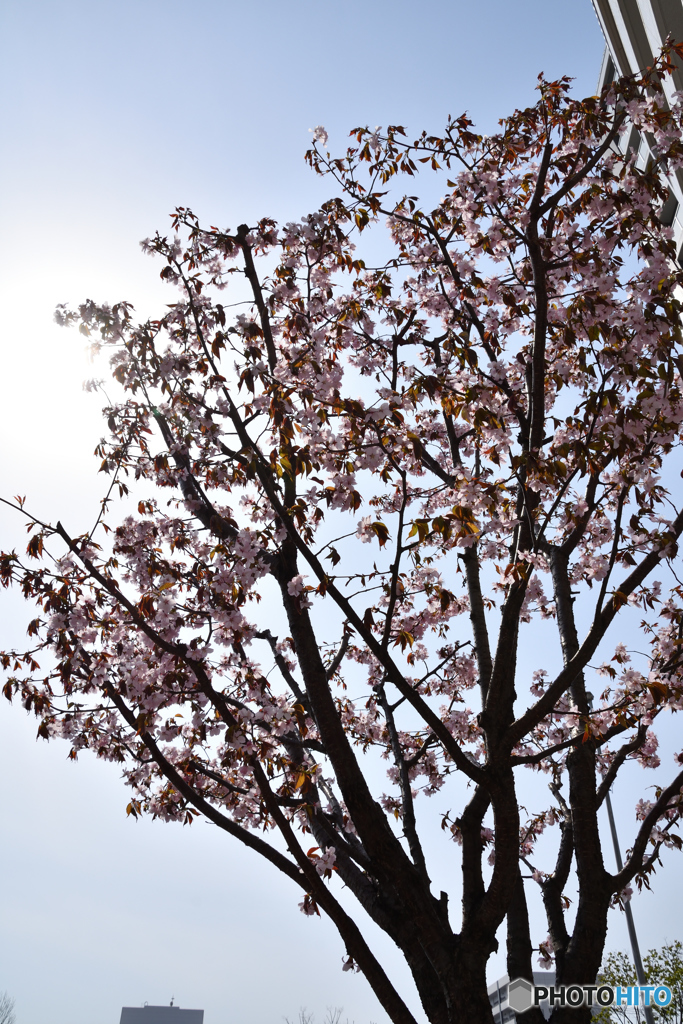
[0,993,16,1024]
[4,51,683,1024]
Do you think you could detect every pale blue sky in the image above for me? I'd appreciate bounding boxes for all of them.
[2,4,678,1024]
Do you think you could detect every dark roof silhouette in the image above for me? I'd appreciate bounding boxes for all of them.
[120,1006,204,1024]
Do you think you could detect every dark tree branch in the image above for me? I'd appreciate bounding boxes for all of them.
[595,728,647,808]
[236,224,278,371]
[614,767,683,890]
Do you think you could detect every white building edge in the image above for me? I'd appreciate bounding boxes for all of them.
[591,0,683,259]
[488,973,555,1022]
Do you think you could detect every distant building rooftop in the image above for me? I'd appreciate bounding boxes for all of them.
[120,1006,204,1024]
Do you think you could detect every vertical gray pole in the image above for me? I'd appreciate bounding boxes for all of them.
[605,790,655,1024]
